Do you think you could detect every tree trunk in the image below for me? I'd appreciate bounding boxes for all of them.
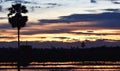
[17,27,20,71]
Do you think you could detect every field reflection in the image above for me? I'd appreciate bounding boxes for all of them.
[0,69,120,71]
[0,61,120,71]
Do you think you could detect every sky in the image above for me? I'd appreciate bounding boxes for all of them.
[0,0,120,48]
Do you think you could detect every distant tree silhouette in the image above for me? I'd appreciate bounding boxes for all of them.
[8,3,28,71]
[81,41,86,48]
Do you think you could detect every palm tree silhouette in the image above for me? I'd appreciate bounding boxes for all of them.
[8,3,28,71]
[8,3,28,48]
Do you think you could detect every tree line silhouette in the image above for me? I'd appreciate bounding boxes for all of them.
[0,46,120,65]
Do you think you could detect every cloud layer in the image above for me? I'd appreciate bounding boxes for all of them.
[39,12,120,28]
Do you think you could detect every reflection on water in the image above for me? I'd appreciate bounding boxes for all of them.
[0,61,120,71]
[1,69,120,71]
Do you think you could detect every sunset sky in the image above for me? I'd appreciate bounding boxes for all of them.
[0,0,120,47]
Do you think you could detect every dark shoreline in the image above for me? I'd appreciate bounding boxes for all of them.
[0,46,120,63]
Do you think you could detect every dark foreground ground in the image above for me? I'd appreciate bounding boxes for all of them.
[0,46,120,65]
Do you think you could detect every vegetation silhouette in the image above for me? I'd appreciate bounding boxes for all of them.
[8,3,28,71]
[0,46,120,63]
[81,41,86,48]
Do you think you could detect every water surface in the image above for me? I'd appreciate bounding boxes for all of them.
[0,61,120,71]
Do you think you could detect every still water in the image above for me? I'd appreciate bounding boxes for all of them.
[0,61,120,71]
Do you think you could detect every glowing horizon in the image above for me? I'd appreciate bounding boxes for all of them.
[0,0,120,43]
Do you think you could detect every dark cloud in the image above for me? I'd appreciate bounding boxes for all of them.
[0,36,15,39]
[39,37,47,39]
[90,0,97,3]
[40,12,120,22]
[22,36,47,39]
[41,3,62,8]
[20,12,120,35]
[103,9,120,13]
[45,3,61,6]
[87,31,94,33]
[70,32,120,36]
[85,10,97,12]
[90,0,120,4]
[39,12,120,28]
[40,19,69,23]
[53,37,70,39]
[60,12,120,22]
[0,23,11,29]
[0,24,11,29]
[112,1,120,4]
[21,29,71,35]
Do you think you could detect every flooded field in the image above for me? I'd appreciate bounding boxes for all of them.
[0,61,120,71]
